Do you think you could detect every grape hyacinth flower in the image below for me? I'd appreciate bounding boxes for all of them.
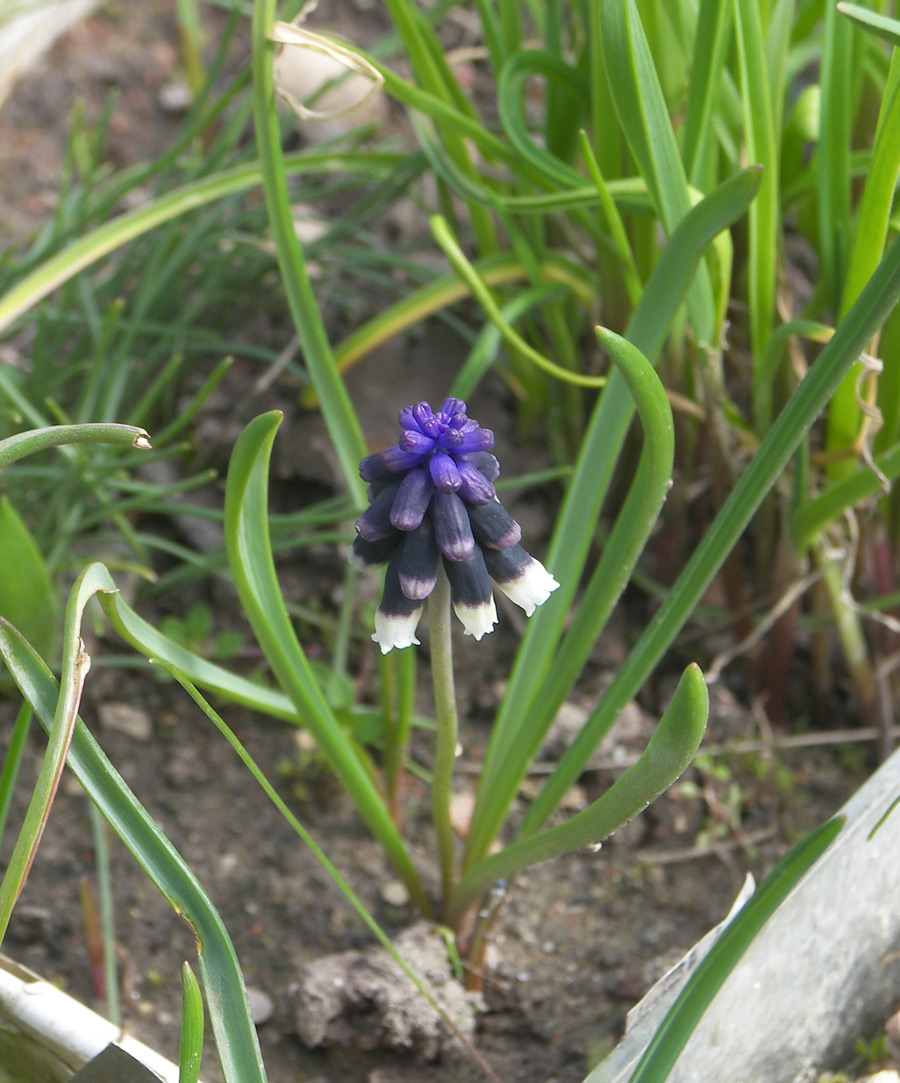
[351,398,560,653]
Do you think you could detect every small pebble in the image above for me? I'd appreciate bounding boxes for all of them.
[247,986,275,1025]
[157,80,193,114]
[381,880,410,907]
[98,703,152,742]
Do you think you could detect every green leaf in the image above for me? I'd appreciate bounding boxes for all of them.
[827,51,900,470]
[0,617,268,1083]
[526,231,900,844]
[223,412,428,913]
[0,497,58,662]
[447,664,708,926]
[734,0,779,428]
[179,962,205,1083]
[0,423,151,469]
[599,0,716,341]
[250,0,367,501]
[682,0,734,185]
[465,167,762,872]
[837,2,900,49]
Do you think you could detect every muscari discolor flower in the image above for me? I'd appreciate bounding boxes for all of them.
[351,398,560,653]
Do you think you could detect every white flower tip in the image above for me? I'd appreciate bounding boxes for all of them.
[500,560,560,617]
[453,597,499,641]
[372,610,422,654]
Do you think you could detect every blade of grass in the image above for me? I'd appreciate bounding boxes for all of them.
[818,0,855,314]
[447,663,707,928]
[163,664,503,1083]
[223,411,428,912]
[0,563,109,948]
[826,50,900,467]
[0,704,32,845]
[178,962,205,1083]
[0,152,401,340]
[465,167,762,871]
[734,0,779,430]
[88,801,120,1025]
[251,0,366,501]
[682,0,734,186]
[430,216,606,388]
[0,423,150,468]
[0,617,268,1083]
[523,234,900,834]
[597,0,716,343]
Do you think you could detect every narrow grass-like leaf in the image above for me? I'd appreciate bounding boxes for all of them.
[0,563,112,946]
[497,50,588,189]
[837,2,900,49]
[682,0,734,185]
[0,152,401,339]
[0,497,58,661]
[321,252,595,397]
[0,620,268,1083]
[223,411,428,912]
[0,423,150,468]
[88,801,120,1024]
[179,961,204,1083]
[598,0,715,342]
[251,0,366,502]
[430,216,605,387]
[99,589,298,721]
[827,52,900,466]
[465,168,761,871]
[164,666,501,1082]
[450,283,569,400]
[734,0,779,429]
[524,235,900,835]
[625,816,844,1083]
[791,438,900,550]
[447,664,707,928]
[818,0,855,313]
[0,704,31,844]
[463,328,674,860]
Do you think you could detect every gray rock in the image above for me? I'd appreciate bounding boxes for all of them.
[292,922,481,1061]
[588,745,900,1083]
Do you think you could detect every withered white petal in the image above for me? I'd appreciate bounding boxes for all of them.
[452,595,499,641]
[372,609,422,654]
[494,558,560,617]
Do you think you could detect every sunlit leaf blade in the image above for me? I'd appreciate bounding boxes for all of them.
[625,817,844,1083]
[223,412,428,912]
[179,962,204,1083]
[527,236,900,840]
[0,622,268,1083]
[734,0,779,429]
[251,0,367,500]
[0,497,58,662]
[465,166,762,872]
[0,423,150,469]
[837,2,900,49]
[448,664,708,927]
[827,52,900,469]
[598,0,715,341]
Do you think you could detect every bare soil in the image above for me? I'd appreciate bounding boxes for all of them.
[0,5,877,1083]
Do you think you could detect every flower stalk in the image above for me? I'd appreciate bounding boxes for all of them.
[429,566,460,905]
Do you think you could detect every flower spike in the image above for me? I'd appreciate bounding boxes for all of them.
[353,399,559,652]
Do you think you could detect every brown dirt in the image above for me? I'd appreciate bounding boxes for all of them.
[0,6,877,1083]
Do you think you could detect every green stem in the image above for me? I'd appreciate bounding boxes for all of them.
[430,566,459,908]
[816,542,878,715]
